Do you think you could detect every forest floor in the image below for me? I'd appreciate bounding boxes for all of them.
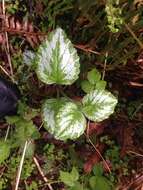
[0,1,143,190]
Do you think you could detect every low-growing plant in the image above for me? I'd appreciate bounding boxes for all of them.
[24,27,118,141]
[59,164,113,190]
[0,27,118,189]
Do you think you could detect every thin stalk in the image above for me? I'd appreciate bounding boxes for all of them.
[15,141,28,190]
[4,125,10,141]
[127,150,143,158]
[0,65,12,80]
[2,0,14,79]
[102,52,108,80]
[85,134,111,173]
[125,23,143,49]
[33,156,54,190]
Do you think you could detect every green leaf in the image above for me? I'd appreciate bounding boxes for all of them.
[16,120,40,141]
[69,182,83,190]
[87,68,101,85]
[60,167,79,187]
[89,176,112,190]
[6,116,20,125]
[42,98,86,141]
[82,89,118,122]
[96,80,107,90]
[9,117,40,147]
[0,141,10,164]
[93,163,103,176]
[25,141,35,158]
[36,28,80,85]
[81,80,94,93]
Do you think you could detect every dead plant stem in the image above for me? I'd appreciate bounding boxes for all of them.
[33,156,54,190]
[125,23,143,49]
[15,141,28,190]
[85,133,111,173]
[2,0,14,79]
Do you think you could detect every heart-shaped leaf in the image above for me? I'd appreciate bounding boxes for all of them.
[89,176,112,190]
[87,68,101,85]
[82,89,117,122]
[96,80,107,90]
[60,167,79,187]
[81,80,94,93]
[36,28,80,85]
[42,98,86,141]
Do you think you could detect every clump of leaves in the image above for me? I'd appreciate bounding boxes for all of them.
[0,141,11,165]
[60,167,79,187]
[81,68,107,93]
[25,27,118,141]
[89,164,113,190]
[0,102,40,165]
[60,164,113,190]
[105,0,123,32]
[6,102,40,148]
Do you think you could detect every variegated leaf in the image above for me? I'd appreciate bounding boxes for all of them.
[82,89,117,122]
[36,28,80,85]
[42,98,86,141]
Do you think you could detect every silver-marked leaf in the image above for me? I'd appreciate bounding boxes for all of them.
[42,98,67,135]
[42,98,86,141]
[82,90,117,122]
[36,28,80,85]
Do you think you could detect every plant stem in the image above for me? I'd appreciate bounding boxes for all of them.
[125,23,143,49]
[85,134,111,173]
[4,125,10,141]
[33,156,54,190]
[2,0,14,80]
[0,65,13,80]
[15,141,28,190]
[102,52,108,80]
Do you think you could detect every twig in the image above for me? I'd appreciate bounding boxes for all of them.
[1,28,48,36]
[33,156,54,190]
[102,52,108,80]
[4,125,10,141]
[15,141,28,190]
[85,133,111,173]
[0,65,13,81]
[74,44,101,55]
[125,23,143,49]
[2,0,14,79]
[127,150,143,158]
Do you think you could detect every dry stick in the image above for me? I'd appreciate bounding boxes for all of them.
[85,133,111,173]
[15,141,28,190]
[33,156,54,190]
[4,125,10,141]
[2,0,14,79]
[0,64,13,80]
[74,44,101,55]
[102,52,108,80]
[2,27,102,57]
[125,23,143,49]
[127,150,143,158]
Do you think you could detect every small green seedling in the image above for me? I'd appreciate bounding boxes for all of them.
[89,164,113,190]
[81,68,107,93]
